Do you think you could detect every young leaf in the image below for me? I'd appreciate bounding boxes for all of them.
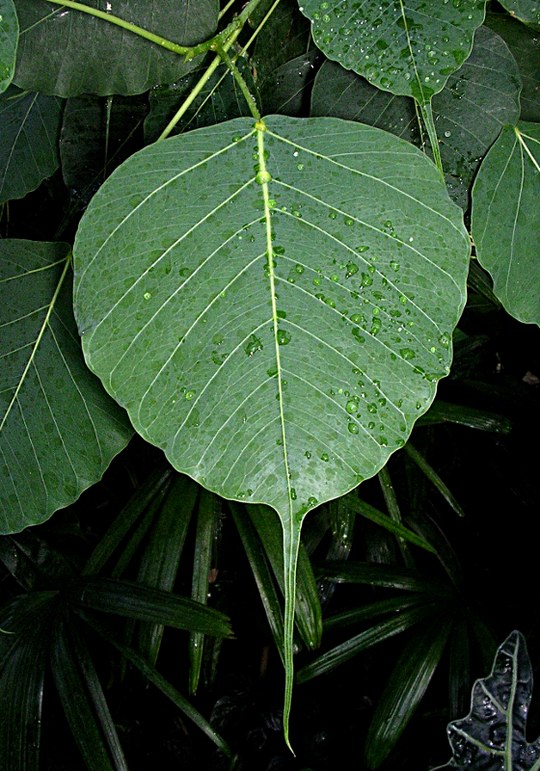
[471,122,540,326]
[299,0,486,103]
[0,86,62,204]
[0,241,133,534]
[0,0,18,94]
[433,630,540,770]
[13,0,218,97]
[73,114,469,741]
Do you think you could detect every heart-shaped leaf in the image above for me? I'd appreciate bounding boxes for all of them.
[0,0,18,94]
[0,241,133,534]
[73,115,469,738]
[298,0,486,103]
[13,0,218,97]
[471,121,540,325]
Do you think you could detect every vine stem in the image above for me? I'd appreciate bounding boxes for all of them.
[157,28,242,141]
[174,0,282,135]
[44,0,267,59]
[420,102,444,180]
[217,42,261,121]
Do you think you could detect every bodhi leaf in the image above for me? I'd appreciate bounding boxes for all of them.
[72,115,469,741]
[0,0,18,94]
[433,630,540,770]
[13,0,218,97]
[298,0,486,104]
[471,122,540,326]
[0,86,63,204]
[0,241,133,534]
[311,26,522,208]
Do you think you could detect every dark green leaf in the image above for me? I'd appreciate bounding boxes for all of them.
[51,619,125,771]
[0,0,18,93]
[418,400,512,433]
[247,504,322,650]
[82,611,231,756]
[471,121,540,325]
[258,50,322,116]
[71,577,232,637]
[300,0,486,103]
[0,594,56,771]
[0,86,63,203]
[365,615,452,768]
[252,0,311,87]
[498,0,540,25]
[0,241,132,533]
[323,594,430,632]
[485,12,540,121]
[347,493,436,553]
[316,560,445,592]
[60,93,148,208]
[404,443,466,517]
[297,600,436,682]
[137,473,197,665]
[433,630,540,770]
[13,0,218,96]
[144,58,257,143]
[82,468,173,576]
[229,501,285,658]
[189,489,219,694]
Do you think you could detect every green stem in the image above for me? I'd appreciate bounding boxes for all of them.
[218,0,237,21]
[45,0,267,59]
[217,42,261,121]
[420,102,444,180]
[44,0,190,55]
[157,28,241,141]
[181,0,281,132]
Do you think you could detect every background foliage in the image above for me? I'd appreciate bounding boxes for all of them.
[0,0,539,769]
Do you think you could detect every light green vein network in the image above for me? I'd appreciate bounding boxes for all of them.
[73,114,470,739]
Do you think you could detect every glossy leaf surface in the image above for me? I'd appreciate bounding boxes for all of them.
[73,115,468,522]
[433,631,540,770]
[13,0,218,97]
[471,122,540,325]
[498,0,540,24]
[0,0,18,94]
[299,0,486,103]
[73,114,469,737]
[311,26,521,207]
[0,241,133,534]
[0,86,63,204]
